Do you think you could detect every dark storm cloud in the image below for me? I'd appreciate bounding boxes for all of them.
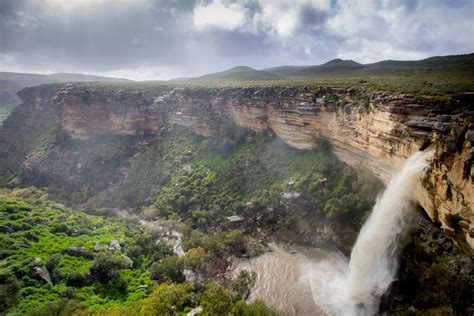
[0,0,472,79]
[0,0,195,71]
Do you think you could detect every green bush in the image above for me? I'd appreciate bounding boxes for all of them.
[149,256,185,283]
[0,276,21,311]
[200,282,237,315]
[89,253,123,284]
[232,270,257,299]
[65,272,86,288]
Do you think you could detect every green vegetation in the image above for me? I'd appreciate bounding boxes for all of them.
[195,66,281,81]
[0,195,280,315]
[145,127,380,240]
[0,124,383,315]
[0,196,137,314]
[1,52,472,315]
[386,209,474,315]
[71,53,474,94]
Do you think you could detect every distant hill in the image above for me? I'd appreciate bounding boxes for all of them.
[47,73,132,83]
[195,66,281,81]
[0,71,131,88]
[191,53,474,82]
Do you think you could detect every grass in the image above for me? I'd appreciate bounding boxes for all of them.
[0,196,153,315]
[66,56,474,95]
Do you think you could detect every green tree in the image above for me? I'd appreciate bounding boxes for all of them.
[139,282,194,315]
[65,271,86,287]
[149,256,185,283]
[200,282,236,315]
[0,276,21,311]
[232,270,257,299]
[230,299,278,315]
[89,253,123,284]
[46,254,62,284]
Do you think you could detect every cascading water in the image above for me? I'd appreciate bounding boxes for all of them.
[232,151,434,315]
[344,151,434,315]
[306,151,434,315]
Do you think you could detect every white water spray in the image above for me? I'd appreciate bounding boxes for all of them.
[307,151,434,315]
[345,151,433,314]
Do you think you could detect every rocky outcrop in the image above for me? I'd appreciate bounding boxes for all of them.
[19,84,474,246]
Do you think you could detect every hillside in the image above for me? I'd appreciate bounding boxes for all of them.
[190,54,474,89]
[0,72,132,124]
[0,72,131,87]
[0,193,276,315]
[0,82,472,314]
[194,66,282,81]
[266,59,364,77]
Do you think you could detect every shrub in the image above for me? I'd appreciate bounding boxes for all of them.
[139,282,195,315]
[230,299,277,315]
[200,282,237,315]
[232,270,257,299]
[89,253,123,284]
[185,247,209,270]
[149,256,185,283]
[46,254,62,284]
[65,272,85,288]
[0,276,21,311]
[27,299,85,316]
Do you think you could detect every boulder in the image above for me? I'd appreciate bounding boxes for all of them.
[108,240,121,251]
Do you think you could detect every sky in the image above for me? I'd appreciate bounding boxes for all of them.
[0,0,473,80]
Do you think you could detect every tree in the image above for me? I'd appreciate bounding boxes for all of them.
[149,256,185,283]
[65,271,86,287]
[185,247,209,270]
[89,253,122,284]
[139,282,194,315]
[46,254,62,284]
[0,276,20,311]
[230,299,277,315]
[232,270,257,299]
[89,253,128,293]
[200,282,236,315]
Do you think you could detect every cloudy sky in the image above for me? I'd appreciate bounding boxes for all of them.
[1,0,473,80]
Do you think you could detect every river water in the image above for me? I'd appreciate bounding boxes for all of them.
[233,151,433,316]
[232,244,349,315]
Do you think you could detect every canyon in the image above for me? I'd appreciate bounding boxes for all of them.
[22,83,472,248]
[1,82,472,314]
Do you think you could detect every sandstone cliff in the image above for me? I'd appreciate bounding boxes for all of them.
[17,84,474,246]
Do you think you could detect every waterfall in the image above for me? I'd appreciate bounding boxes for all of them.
[307,151,433,315]
[346,151,433,315]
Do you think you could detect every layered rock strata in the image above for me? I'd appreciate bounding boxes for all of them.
[22,84,474,246]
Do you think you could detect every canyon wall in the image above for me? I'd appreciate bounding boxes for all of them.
[24,84,474,246]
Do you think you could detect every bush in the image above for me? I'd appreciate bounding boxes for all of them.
[200,282,237,315]
[65,272,85,288]
[232,270,257,299]
[89,253,123,284]
[149,256,185,283]
[27,299,85,316]
[139,282,195,315]
[0,276,21,311]
[185,247,210,270]
[230,299,277,315]
[46,254,62,284]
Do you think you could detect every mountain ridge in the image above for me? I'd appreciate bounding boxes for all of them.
[190,53,474,81]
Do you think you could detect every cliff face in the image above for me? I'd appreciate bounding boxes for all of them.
[23,84,474,246]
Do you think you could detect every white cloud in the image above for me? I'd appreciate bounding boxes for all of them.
[2,0,473,76]
[326,0,474,61]
[252,0,331,37]
[193,0,246,31]
[42,0,145,11]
